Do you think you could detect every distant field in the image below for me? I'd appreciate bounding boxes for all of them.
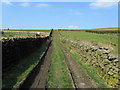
[58,27,119,31]
[1,30,50,38]
[2,29,51,32]
[59,31,118,55]
[88,27,119,31]
[58,28,119,35]
[83,28,119,34]
[2,32,36,38]
[85,30,119,34]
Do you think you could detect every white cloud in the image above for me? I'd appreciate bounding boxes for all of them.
[21,2,30,7]
[90,0,118,8]
[68,25,78,28]
[2,0,12,5]
[36,4,50,8]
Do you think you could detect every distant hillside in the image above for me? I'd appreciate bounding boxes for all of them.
[56,27,119,31]
[88,27,119,31]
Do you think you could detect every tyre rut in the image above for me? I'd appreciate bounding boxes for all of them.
[59,43,97,88]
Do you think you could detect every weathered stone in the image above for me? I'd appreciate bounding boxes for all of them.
[112,67,119,72]
[103,62,110,66]
[97,50,103,55]
[91,46,99,51]
[108,71,114,75]
[99,63,105,68]
[102,55,108,59]
[99,47,104,49]
[104,47,109,50]
[61,38,119,88]
[108,55,117,61]
[103,50,111,54]
[103,59,110,63]
[113,59,119,63]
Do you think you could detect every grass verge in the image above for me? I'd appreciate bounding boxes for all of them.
[61,42,109,88]
[47,32,73,88]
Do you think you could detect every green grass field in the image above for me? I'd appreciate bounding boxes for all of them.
[59,31,118,55]
[47,32,73,88]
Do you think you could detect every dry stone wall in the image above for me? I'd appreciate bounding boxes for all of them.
[61,38,119,88]
[2,37,50,71]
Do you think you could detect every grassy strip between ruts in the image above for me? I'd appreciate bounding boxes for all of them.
[60,41,109,88]
[3,43,49,89]
[47,32,73,88]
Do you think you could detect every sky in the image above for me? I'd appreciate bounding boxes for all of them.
[1,1,118,29]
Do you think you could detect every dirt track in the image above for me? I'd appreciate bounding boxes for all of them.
[19,30,98,89]
[30,42,52,88]
[19,41,52,89]
[59,43,97,88]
